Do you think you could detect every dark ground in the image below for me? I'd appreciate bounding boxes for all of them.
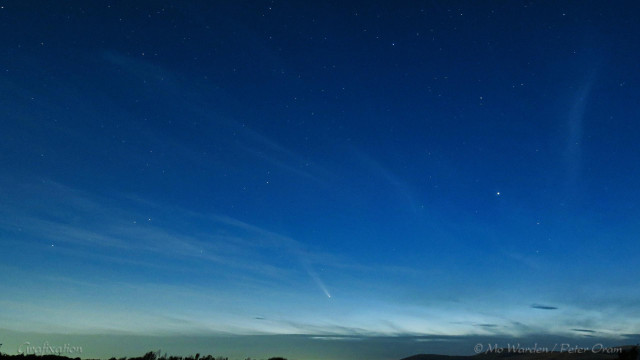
[1,345,638,360]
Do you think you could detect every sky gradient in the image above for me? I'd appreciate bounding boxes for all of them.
[1,1,640,359]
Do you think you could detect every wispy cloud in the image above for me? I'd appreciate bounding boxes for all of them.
[0,179,364,334]
[531,304,559,310]
[473,324,499,328]
[345,145,420,214]
[102,50,332,185]
[309,336,363,341]
[563,71,598,187]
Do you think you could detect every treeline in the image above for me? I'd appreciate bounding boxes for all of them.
[0,351,287,360]
[111,351,286,360]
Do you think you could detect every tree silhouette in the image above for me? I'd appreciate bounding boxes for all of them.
[618,346,639,360]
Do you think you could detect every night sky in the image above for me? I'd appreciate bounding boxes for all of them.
[1,1,640,359]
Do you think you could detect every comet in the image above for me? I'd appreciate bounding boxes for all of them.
[301,260,332,299]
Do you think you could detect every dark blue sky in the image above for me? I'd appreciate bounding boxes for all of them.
[1,1,640,359]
